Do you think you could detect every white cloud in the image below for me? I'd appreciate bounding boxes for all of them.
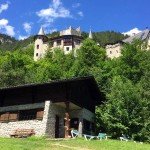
[19,22,32,40]
[0,3,15,36]
[0,18,8,26]
[23,22,32,33]
[36,0,71,24]
[0,3,9,14]
[18,35,29,40]
[122,28,142,36]
[5,25,15,36]
[0,18,15,36]
[72,3,80,8]
[78,11,84,17]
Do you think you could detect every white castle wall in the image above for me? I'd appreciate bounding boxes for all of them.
[34,38,48,61]
[106,43,122,59]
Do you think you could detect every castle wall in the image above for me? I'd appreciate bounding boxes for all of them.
[106,43,122,59]
[34,38,48,61]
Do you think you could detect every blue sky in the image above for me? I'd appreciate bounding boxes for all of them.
[0,0,149,39]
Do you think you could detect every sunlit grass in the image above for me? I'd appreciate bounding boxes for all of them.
[0,137,149,150]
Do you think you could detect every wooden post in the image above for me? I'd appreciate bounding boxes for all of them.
[64,102,70,138]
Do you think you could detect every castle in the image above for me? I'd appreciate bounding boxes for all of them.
[34,26,92,61]
[106,29,150,59]
[34,27,150,61]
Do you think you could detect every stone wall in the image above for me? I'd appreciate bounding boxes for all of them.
[0,102,48,137]
[45,102,66,138]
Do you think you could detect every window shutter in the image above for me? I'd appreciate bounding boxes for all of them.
[0,112,9,122]
[9,112,18,121]
[36,110,44,120]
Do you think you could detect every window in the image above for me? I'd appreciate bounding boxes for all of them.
[9,112,18,122]
[36,110,44,120]
[64,37,72,46]
[116,50,118,53]
[37,45,39,49]
[70,118,79,129]
[0,109,44,123]
[0,112,9,123]
[75,40,80,45]
[110,51,112,54]
[19,109,44,121]
[0,112,18,122]
[83,119,94,133]
[57,40,61,46]
[66,47,70,51]
[83,119,91,131]
[36,53,38,56]
[19,110,37,121]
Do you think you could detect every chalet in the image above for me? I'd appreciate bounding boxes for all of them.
[0,76,104,138]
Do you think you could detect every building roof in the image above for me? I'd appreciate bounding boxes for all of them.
[89,30,93,39]
[38,27,45,35]
[49,34,83,40]
[123,29,150,43]
[0,76,105,112]
[60,26,81,36]
[0,76,92,90]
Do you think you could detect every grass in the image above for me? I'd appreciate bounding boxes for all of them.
[0,137,150,150]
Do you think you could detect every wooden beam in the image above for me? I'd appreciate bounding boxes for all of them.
[64,101,71,138]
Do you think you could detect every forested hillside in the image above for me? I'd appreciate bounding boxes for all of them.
[0,35,149,142]
[0,33,16,44]
[0,35,34,51]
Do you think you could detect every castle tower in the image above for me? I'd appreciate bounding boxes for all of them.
[89,29,93,39]
[34,27,48,61]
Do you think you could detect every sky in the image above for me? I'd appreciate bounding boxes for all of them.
[0,0,149,40]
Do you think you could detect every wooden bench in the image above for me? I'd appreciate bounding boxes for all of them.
[10,129,35,138]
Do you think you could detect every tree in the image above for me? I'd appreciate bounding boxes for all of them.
[96,76,146,140]
[119,40,145,83]
[0,51,33,87]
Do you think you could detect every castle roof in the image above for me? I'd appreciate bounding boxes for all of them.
[123,29,150,43]
[60,26,81,36]
[89,29,93,39]
[38,27,45,36]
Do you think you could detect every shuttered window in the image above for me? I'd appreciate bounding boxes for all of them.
[36,110,44,120]
[0,108,44,123]
[9,112,18,121]
[0,112,9,122]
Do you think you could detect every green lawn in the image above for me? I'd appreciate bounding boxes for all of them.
[0,137,149,150]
